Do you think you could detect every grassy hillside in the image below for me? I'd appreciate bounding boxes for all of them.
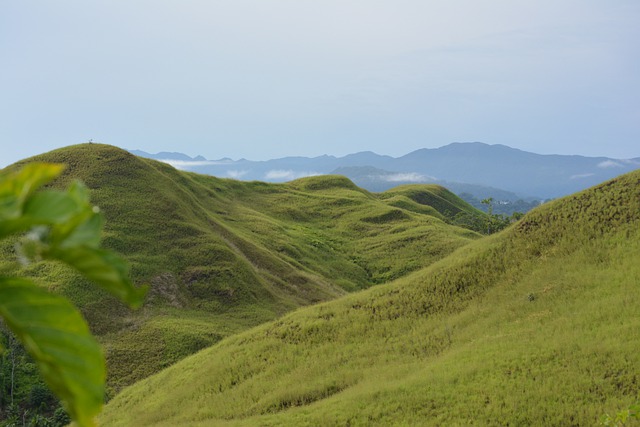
[1,143,479,393]
[100,169,640,426]
[379,183,479,220]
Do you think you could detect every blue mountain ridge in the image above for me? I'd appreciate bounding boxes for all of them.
[129,142,640,200]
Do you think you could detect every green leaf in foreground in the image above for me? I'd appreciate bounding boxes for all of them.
[0,162,147,426]
[0,277,104,427]
[0,163,65,237]
[50,246,147,307]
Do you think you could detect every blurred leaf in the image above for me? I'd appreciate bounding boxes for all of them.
[43,181,104,250]
[59,213,103,249]
[0,163,65,212]
[0,276,104,427]
[24,191,79,224]
[0,217,33,239]
[49,246,147,308]
[0,164,65,238]
[67,180,90,204]
[0,162,146,426]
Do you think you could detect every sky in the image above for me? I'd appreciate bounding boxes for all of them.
[2,1,639,167]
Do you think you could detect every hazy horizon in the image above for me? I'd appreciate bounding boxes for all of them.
[129,141,640,163]
[2,1,639,167]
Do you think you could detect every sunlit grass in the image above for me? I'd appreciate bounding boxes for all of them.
[100,169,640,426]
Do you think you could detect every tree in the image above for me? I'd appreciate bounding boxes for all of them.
[510,211,525,222]
[0,163,146,427]
[481,197,494,234]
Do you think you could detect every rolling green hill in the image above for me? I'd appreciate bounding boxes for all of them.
[379,184,480,220]
[1,143,480,394]
[100,169,640,426]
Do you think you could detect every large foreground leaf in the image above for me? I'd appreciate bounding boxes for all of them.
[0,163,147,307]
[0,163,65,238]
[0,162,147,426]
[50,246,146,307]
[0,276,104,427]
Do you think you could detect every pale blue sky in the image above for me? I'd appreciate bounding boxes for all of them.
[2,1,639,166]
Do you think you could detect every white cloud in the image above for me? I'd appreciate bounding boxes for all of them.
[378,172,434,182]
[597,160,624,169]
[160,159,231,169]
[264,170,321,181]
[570,173,595,180]
[226,170,249,179]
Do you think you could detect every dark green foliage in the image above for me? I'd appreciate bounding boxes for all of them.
[0,334,68,427]
[460,191,542,215]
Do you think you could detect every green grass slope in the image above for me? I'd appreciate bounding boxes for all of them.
[100,169,640,426]
[379,183,481,220]
[1,143,478,392]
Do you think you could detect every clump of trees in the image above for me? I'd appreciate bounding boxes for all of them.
[458,192,542,216]
[1,327,74,426]
[452,198,523,235]
[479,197,525,234]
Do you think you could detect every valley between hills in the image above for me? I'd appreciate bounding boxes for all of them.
[2,143,639,425]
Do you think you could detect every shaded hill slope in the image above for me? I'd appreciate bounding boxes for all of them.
[100,169,640,426]
[2,143,479,391]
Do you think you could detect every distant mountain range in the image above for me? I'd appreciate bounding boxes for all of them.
[130,142,640,200]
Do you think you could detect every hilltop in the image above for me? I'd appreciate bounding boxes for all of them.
[1,143,481,393]
[100,168,640,425]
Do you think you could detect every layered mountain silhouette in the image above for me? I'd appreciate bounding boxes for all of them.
[132,142,640,199]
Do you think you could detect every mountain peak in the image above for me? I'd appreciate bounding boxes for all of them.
[129,149,207,162]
